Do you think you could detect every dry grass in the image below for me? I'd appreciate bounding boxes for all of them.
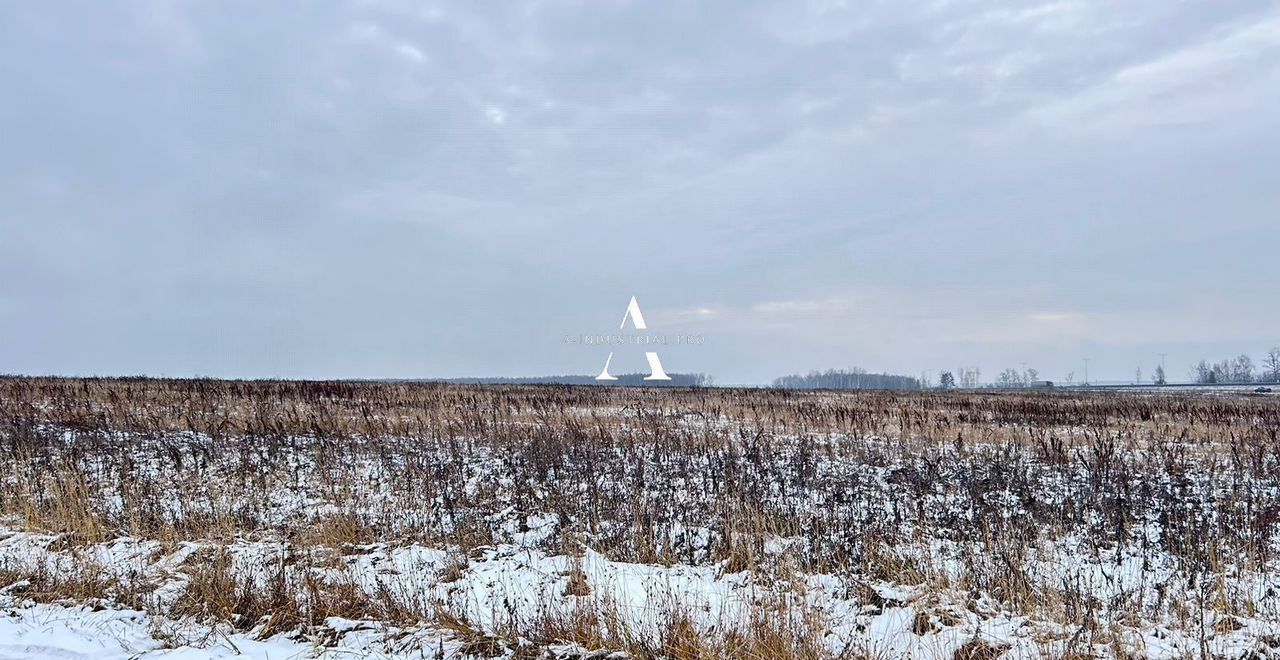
[0,556,149,609]
[1,376,1278,657]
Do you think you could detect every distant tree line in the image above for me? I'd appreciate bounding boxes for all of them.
[431,347,1280,390]
[937,366,1043,389]
[928,347,1279,389]
[1192,348,1280,384]
[994,367,1042,388]
[772,368,922,390]
[441,373,713,387]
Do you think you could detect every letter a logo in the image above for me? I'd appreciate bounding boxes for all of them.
[619,295,647,330]
[596,296,671,381]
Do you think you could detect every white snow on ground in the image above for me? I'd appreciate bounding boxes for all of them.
[0,600,483,659]
[4,395,1280,660]
[0,604,309,660]
[3,523,1280,659]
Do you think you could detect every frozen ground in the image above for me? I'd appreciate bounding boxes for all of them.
[1,380,1279,658]
[3,522,1279,659]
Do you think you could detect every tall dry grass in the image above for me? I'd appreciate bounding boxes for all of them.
[0,376,1278,657]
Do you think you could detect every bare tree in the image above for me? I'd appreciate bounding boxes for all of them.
[1265,347,1280,383]
[998,368,1024,388]
[1213,360,1231,384]
[1153,365,1166,385]
[1230,354,1255,383]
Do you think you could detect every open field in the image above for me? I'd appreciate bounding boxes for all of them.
[1,378,1278,659]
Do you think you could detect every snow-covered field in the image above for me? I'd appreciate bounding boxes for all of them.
[3,525,1279,659]
[1,379,1278,658]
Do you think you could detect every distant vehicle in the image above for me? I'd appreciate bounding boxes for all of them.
[1028,380,1055,388]
[1255,386,1273,393]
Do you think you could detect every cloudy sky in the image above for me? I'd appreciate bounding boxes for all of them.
[2,1,1278,384]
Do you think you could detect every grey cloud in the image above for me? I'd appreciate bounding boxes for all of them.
[1,0,1277,383]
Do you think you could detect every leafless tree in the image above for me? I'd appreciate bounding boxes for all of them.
[998,368,1024,388]
[1264,347,1280,383]
[1213,360,1232,384]
[1230,354,1255,383]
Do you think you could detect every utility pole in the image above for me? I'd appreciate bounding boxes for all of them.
[1158,353,1167,375]
[1083,358,1090,386]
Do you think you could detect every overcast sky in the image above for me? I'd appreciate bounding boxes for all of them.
[2,1,1278,384]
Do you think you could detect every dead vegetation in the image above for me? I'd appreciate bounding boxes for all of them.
[0,376,1277,658]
